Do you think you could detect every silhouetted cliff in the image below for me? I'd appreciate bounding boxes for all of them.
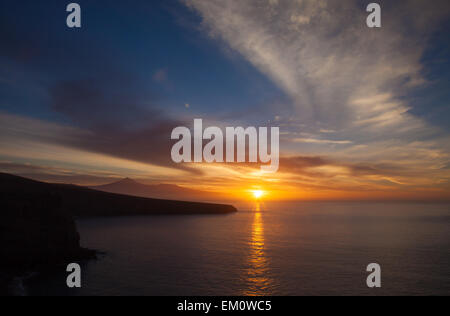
[0,173,237,294]
[0,173,237,217]
[0,188,95,295]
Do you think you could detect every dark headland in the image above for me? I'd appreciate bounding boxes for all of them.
[0,173,237,295]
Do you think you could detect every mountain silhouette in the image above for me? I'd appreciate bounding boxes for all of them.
[90,178,224,202]
[0,173,237,217]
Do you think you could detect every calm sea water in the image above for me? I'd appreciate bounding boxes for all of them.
[27,202,450,296]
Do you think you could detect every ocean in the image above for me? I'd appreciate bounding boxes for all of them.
[26,202,450,296]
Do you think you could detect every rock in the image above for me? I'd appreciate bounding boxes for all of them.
[0,190,95,294]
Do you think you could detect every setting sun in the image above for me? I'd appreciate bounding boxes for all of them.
[252,190,265,199]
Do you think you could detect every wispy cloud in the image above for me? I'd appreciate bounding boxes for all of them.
[183,0,449,133]
[183,0,450,187]
[0,112,190,182]
[293,138,353,145]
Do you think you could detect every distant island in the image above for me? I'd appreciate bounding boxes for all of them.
[0,173,237,295]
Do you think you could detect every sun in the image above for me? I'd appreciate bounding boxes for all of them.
[252,190,265,199]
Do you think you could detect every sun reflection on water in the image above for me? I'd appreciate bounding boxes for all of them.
[242,202,273,296]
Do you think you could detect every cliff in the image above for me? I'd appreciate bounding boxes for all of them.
[0,173,238,217]
[0,173,237,294]
[0,190,95,295]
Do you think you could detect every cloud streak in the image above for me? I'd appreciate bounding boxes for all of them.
[184,0,449,130]
[183,0,450,187]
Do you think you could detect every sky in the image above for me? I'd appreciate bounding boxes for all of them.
[1,0,450,201]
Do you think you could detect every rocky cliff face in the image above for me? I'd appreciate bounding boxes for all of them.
[0,191,94,294]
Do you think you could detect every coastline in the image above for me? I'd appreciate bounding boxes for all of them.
[0,248,97,296]
[0,173,237,296]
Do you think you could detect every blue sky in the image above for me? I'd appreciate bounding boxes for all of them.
[409,17,450,131]
[0,0,284,125]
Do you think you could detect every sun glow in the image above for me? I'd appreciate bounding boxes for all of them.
[252,190,265,199]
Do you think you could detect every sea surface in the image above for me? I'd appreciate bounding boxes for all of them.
[27,202,450,296]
